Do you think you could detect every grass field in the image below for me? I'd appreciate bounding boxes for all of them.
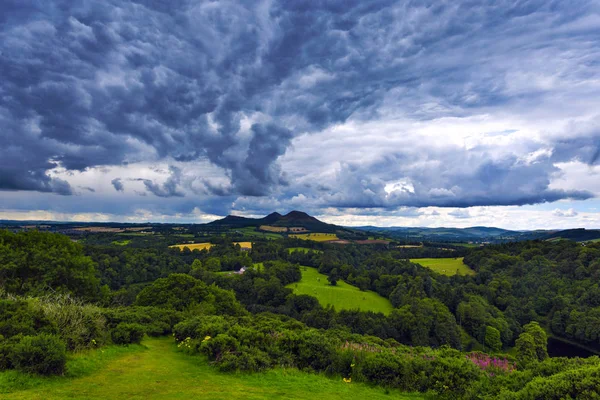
[289,233,339,242]
[111,240,131,246]
[171,242,253,251]
[287,247,323,254]
[0,337,424,400]
[287,267,394,315]
[411,257,475,276]
[235,227,283,239]
[259,225,288,233]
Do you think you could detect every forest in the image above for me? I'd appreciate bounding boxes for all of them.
[1,229,600,399]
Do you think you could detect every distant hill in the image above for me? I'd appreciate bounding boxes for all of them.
[352,226,551,243]
[207,211,345,233]
[543,228,600,242]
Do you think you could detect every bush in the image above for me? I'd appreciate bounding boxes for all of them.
[34,295,107,351]
[200,334,239,361]
[218,346,272,372]
[10,334,67,375]
[110,323,145,345]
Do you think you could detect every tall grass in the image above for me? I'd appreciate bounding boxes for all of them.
[0,290,107,351]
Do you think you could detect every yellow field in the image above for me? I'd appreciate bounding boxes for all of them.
[259,225,288,232]
[288,233,339,242]
[171,242,252,251]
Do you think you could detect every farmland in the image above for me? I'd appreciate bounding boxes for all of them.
[288,233,339,242]
[259,225,288,232]
[287,247,323,254]
[411,257,475,276]
[287,267,394,315]
[171,242,253,251]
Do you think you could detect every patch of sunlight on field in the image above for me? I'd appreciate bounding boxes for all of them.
[289,233,338,242]
[410,257,475,276]
[287,267,393,315]
[170,242,253,251]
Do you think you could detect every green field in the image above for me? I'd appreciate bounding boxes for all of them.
[289,233,338,242]
[287,247,323,254]
[236,227,283,239]
[111,240,131,246]
[411,257,475,276]
[171,242,252,251]
[287,267,394,315]
[0,337,423,400]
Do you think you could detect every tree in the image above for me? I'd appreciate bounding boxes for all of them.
[328,268,339,286]
[523,321,548,361]
[515,332,537,366]
[484,326,502,352]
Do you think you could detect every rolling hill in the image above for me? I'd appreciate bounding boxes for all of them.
[207,211,348,234]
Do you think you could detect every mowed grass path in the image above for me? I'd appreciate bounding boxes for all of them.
[2,337,423,400]
[411,257,475,276]
[288,267,394,315]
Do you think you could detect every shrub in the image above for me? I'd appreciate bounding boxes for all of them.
[110,323,145,345]
[200,334,239,361]
[34,295,107,351]
[10,334,67,375]
[218,346,272,372]
[356,351,405,387]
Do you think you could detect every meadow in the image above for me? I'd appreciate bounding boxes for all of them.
[259,225,288,232]
[170,242,253,251]
[288,233,338,242]
[287,267,394,315]
[111,240,131,246]
[410,257,475,276]
[287,247,323,254]
[236,227,283,239]
[0,337,423,400]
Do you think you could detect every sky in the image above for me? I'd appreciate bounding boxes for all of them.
[1,0,600,230]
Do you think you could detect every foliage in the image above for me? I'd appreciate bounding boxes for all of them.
[10,334,67,375]
[0,230,100,300]
[110,323,145,345]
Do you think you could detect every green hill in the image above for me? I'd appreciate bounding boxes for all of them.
[287,267,394,315]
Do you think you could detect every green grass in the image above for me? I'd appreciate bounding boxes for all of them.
[1,337,424,400]
[289,233,339,242]
[287,247,323,254]
[111,240,131,246]
[253,262,264,272]
[411,257,475,276]
[287,267,394,315]
[448,243,481,248]
[235,227,283,239]
[0,343,144,394]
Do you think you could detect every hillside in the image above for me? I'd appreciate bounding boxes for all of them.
[354,226,551,243]
[207,211,346,233]
[543,228,600,242]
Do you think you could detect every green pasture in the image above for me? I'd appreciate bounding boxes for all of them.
[287,267,394,315]
[411,257,475,276]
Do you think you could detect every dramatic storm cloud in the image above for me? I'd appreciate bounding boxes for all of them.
[1,0,600,227]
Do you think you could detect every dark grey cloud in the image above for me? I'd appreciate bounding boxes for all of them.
[1,0,599,216]
[139,166,184,198]
[111,178,124,192]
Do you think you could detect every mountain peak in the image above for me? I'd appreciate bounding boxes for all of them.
[283,210,313,219]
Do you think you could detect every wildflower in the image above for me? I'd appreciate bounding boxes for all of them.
[203,335,211,342]
[350,363,355,368]
[343,377,352,383]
